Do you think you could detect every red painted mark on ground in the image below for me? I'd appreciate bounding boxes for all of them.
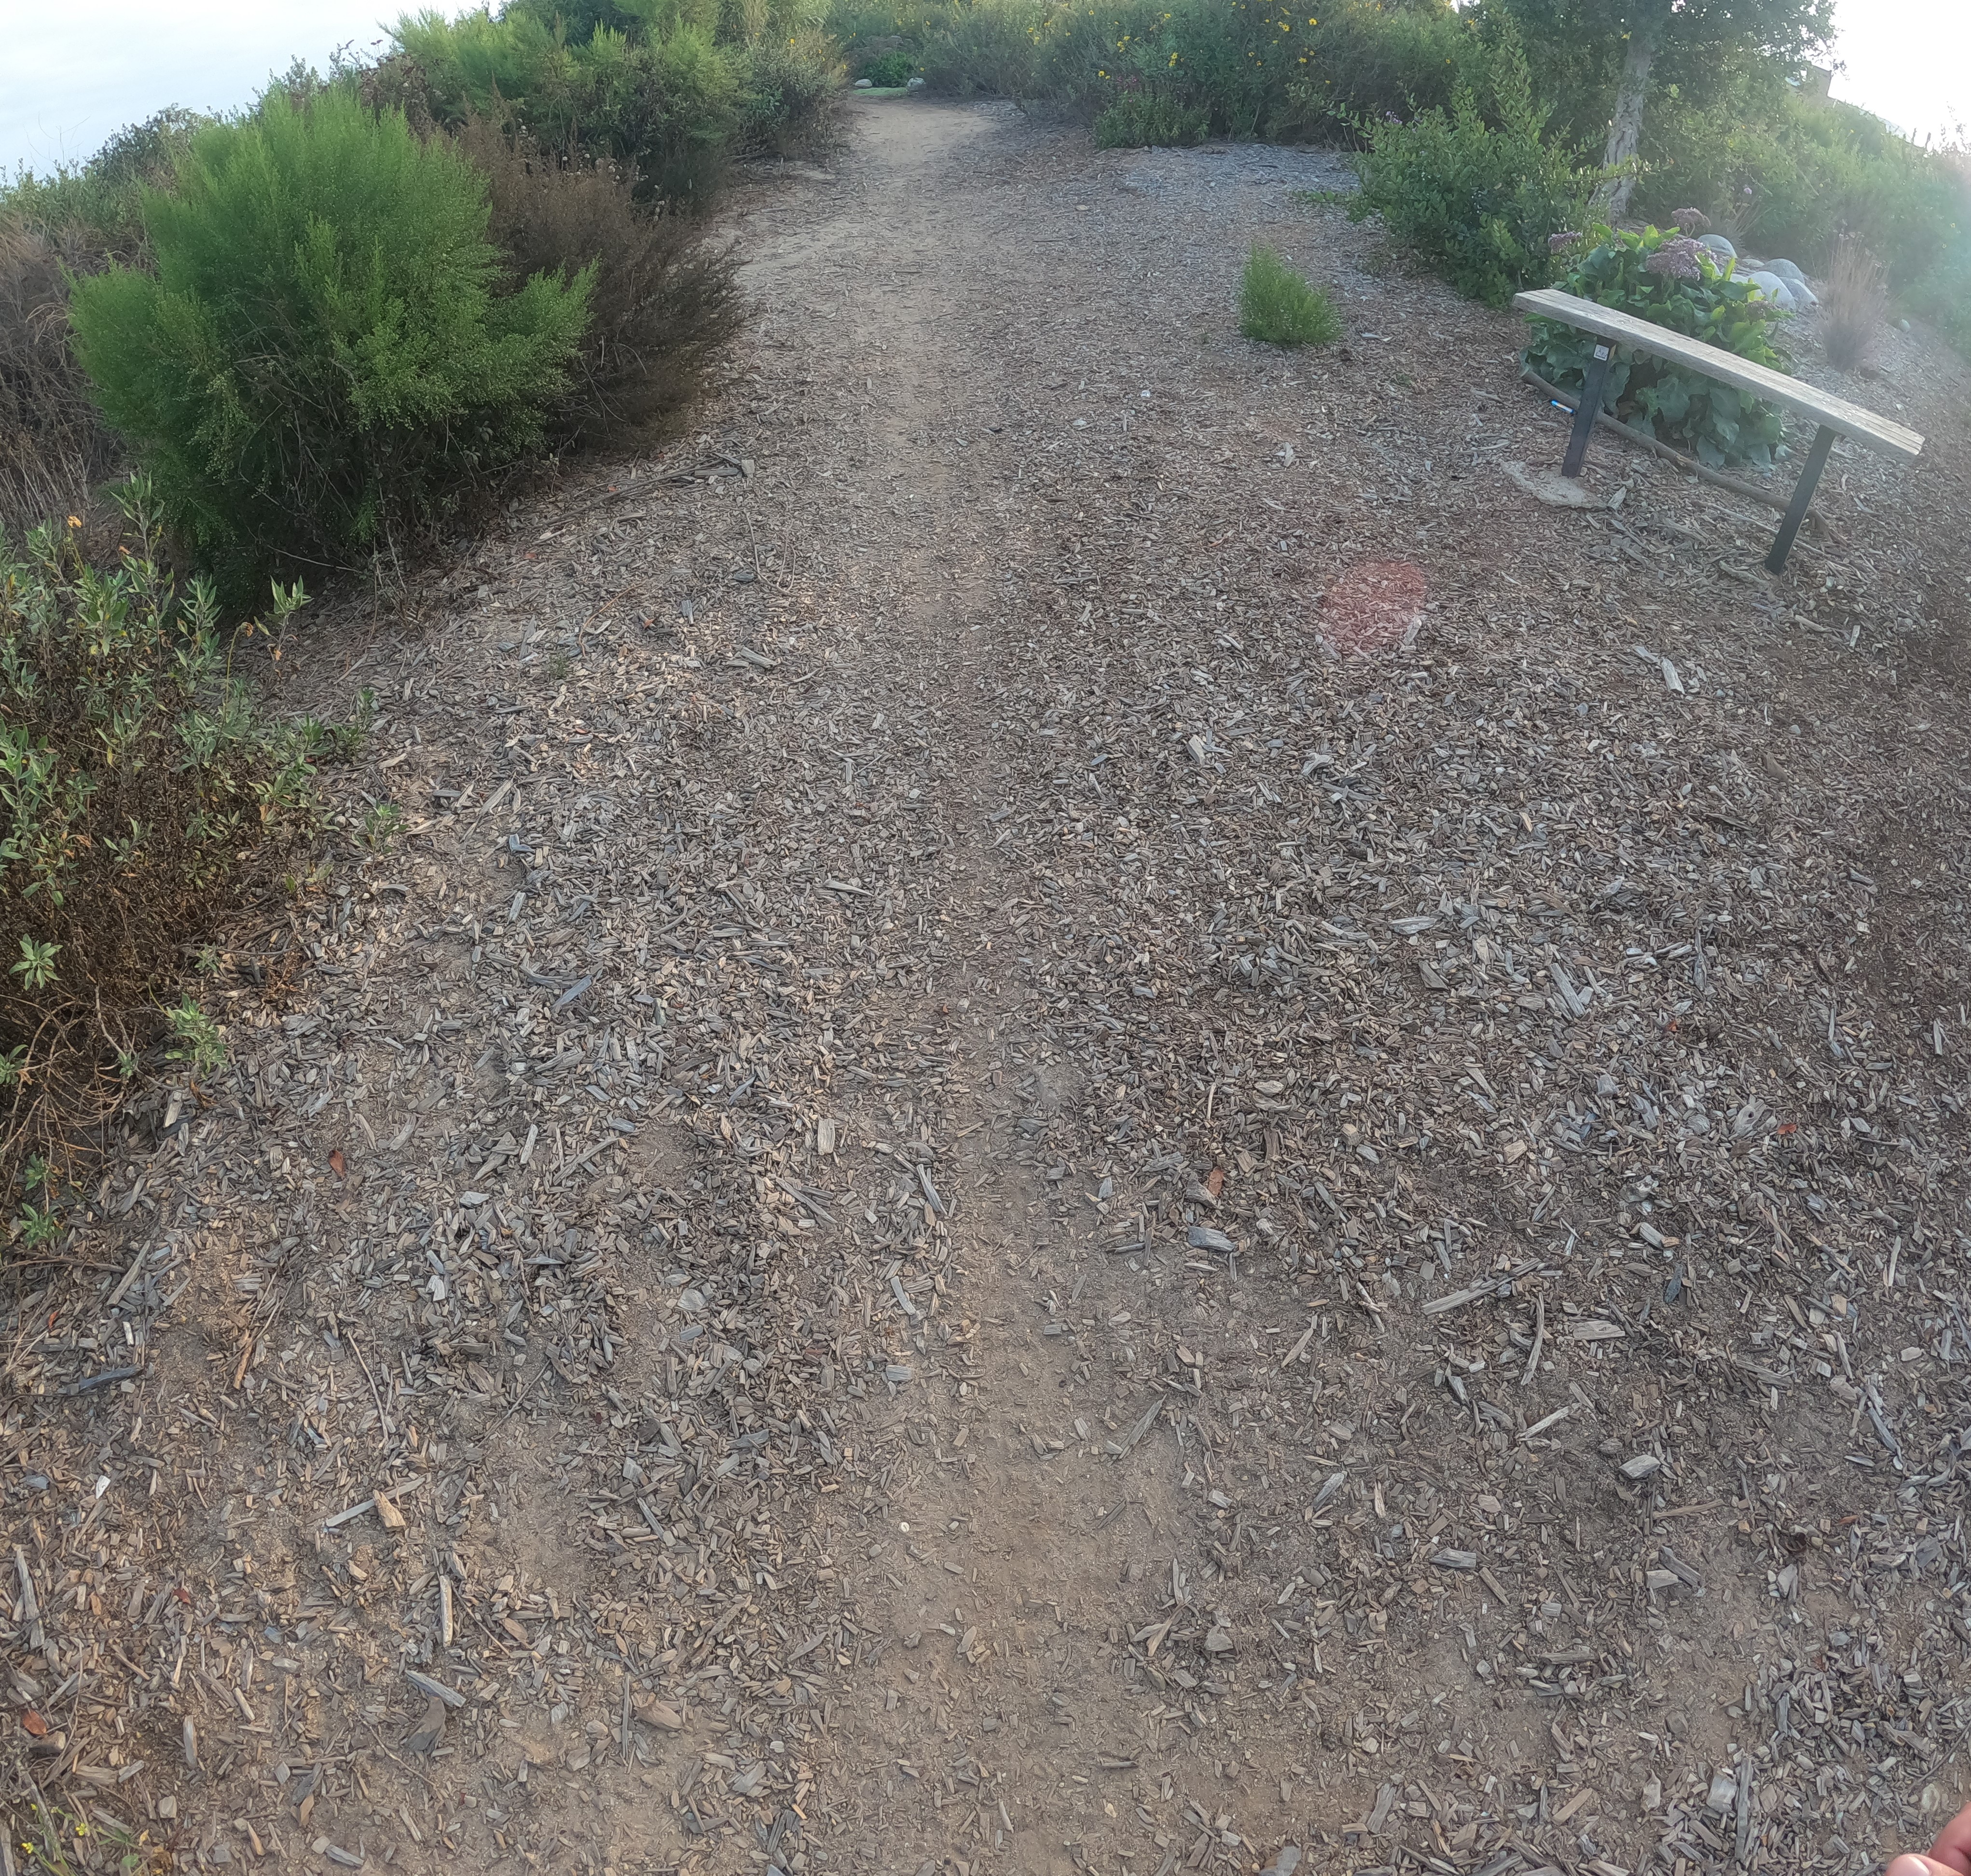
[1322,559,1427,654]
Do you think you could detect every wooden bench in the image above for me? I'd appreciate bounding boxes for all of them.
[1511,287,1925,572]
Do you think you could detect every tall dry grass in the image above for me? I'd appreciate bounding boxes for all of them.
[1822,235,1889,371]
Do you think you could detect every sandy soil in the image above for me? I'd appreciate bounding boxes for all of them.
[4,98,1971,1876]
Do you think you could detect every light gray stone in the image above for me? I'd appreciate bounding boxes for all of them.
[1745,269,1798,309]
[1698,234,1737,259]
[1766,257,1806,283]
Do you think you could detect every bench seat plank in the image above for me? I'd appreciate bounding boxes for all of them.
[1512,288,1925,462]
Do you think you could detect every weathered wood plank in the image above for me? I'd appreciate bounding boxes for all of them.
[1512,288,1925,462]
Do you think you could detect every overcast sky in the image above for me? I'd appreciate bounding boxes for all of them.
[0,0,1964,178]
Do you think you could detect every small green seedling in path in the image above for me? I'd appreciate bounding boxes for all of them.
[1239,245,1343,347]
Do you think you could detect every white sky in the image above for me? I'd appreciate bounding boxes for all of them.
[1828,0,1968,145]
[0,0,1965,177]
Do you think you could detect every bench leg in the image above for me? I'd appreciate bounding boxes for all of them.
[1765,424,1835,574]
[1562,344,1613,477]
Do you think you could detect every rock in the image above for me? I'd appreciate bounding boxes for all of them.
[1502,460,1607,509]
[854,77,873,88]
[1744,270,1798,308]
[1898,317,1913,331]
[1698,234,1737,260]
[1766,257,1806,283]
[906,76,926,89]
[1707,1769,1740,1814]
[1262,1852,1303,1876]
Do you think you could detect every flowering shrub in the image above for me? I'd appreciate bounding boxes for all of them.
[1523,222,1794,470]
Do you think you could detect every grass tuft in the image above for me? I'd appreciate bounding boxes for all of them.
[1239,245,1342,347]
[1821,235,1888,371]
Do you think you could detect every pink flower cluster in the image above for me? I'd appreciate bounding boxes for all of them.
[1644,236,1704,280]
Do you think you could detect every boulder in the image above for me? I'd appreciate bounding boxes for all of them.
[854,76,873,88]
[1744,269,1798,309]
[906,75,925,88]
[1698,234,1737,260]
[1765,257,1807,284]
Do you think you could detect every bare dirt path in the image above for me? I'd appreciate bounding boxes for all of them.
[6,97,1971,1876]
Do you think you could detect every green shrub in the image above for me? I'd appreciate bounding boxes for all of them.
[391,0,831,206]
[0,110,214,261]
[1279,0,1477,140]
[0,480,319,1213]
[456,116,744,446]
[1094,87,1209,149]
[862,49,914,86]
[1628,89,1964,293]
[1523,223,1793,470]
[1350,29,1596,308]
[1239,244,1342,346]
[834,0,1486,138]
[68,90,593,605]
[906,0,1036,99]
[742,34,848,152]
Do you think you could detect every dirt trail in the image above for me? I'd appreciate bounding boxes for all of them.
[7,96,1971,1876]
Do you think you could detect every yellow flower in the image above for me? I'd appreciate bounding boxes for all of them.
[67,514,81,528]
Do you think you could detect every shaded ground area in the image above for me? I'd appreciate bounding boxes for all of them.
[4,98,1971,1876]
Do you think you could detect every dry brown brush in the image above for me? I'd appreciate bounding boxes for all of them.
[456,116,745,449]
[0,221,126,540]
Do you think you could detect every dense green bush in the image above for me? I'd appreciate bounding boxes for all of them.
[1094,86,1209,148]
[0,482,319,1219]
[68,90,593,605]
[1906,228,1971,358]
[897,0,1036,99]
[861,49,916,84]
[392,0,840,205]
[392,7,746,205]
[1635,88,1965,290]
[1239,243,1342,344]
[1523,223,1793,469]
[742,34,849,152]
[1349,32,1596,307]
[831,0,1485,138]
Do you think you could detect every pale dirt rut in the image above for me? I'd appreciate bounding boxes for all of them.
[8,94,1971,1876]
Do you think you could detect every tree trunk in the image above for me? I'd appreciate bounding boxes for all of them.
[1598,16,1657,216]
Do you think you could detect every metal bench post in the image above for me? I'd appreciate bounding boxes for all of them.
[1562,343,1613,477]
[1765,424,1836,573]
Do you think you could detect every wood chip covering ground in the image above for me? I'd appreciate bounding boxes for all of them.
[4,100,1971,1876]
